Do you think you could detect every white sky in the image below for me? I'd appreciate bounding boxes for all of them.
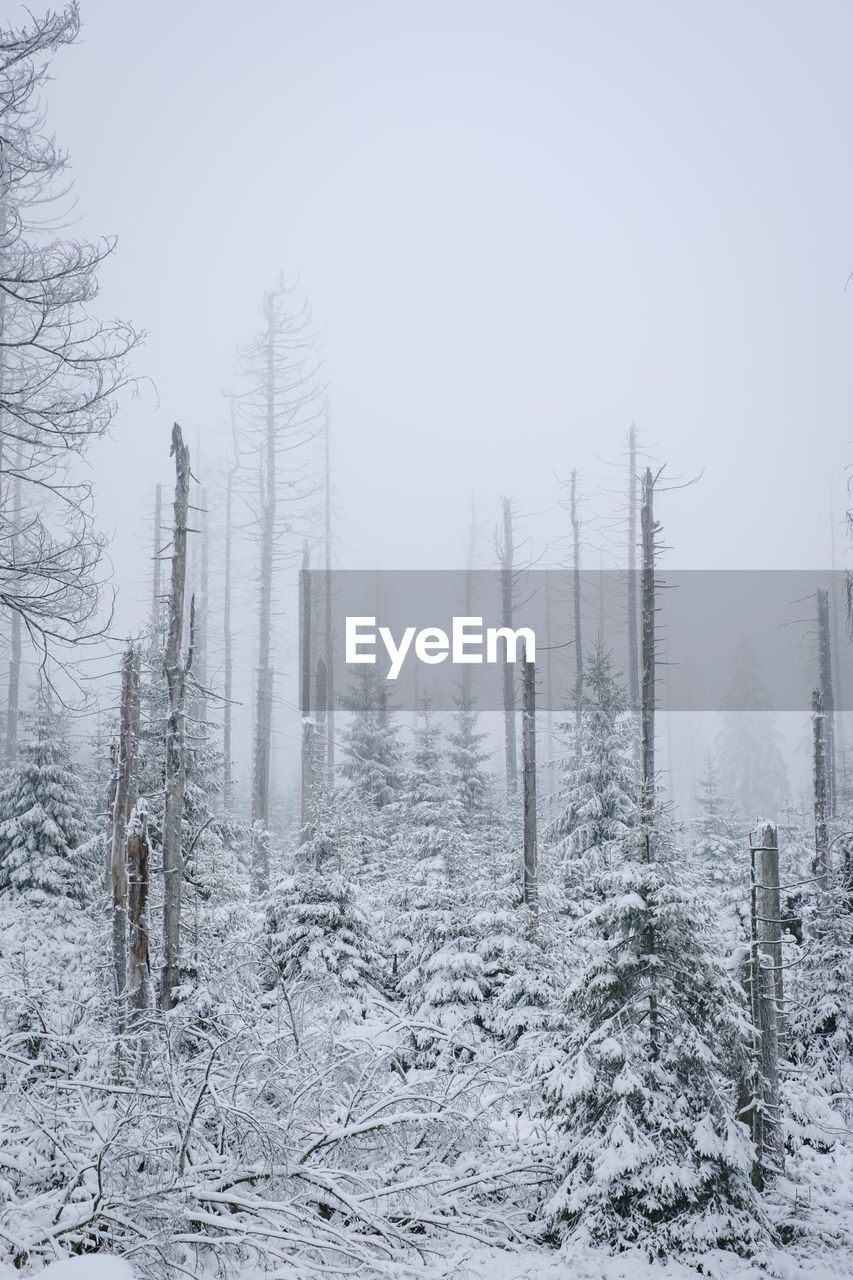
[31,0,853,630]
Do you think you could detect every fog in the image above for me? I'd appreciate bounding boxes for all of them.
[39,0,853,617]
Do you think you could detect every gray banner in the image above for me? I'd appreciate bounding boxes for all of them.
[298,570,851,713]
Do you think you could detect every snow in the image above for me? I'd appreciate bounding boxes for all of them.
[30,1261,135,1279]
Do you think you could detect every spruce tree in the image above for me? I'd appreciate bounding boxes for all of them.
[790,875,853,1120]
[549,644,638,918]
[448,681,491,819]
[539,812,765,1258]
[339,666,403,809]
[694,753,749,951]
[397,704,486,1062]
[0,700,88,904]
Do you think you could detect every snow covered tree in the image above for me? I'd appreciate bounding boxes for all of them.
[264,869,380,1010]
[538,813,766,1258]
[0,699,88,903]
[549,644,638,917]
[393,704,488,1061]
[448,681,492,818]
[339,665,403,809]
[790,873,853,1120]
[694,752,749,950]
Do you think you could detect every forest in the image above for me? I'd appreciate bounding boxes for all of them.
[1,5,853,1280]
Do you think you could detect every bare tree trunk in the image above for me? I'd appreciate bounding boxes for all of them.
[127,799,151,1016]
[748,822,786,1183]
[196,485,209,699]
[521,640,538,933]
[757,956,784,1182]
[640,467,658,1056]
[640,468,656,811]
[498,496,517,796]
[544,568,555,791]
[756,821,786,1057]
[151,482,162,642]
[223,463,234,813]
[570,470,583,727]
[251,296,277,888]
[6,451,22,758]
[160,423,191,1012]
[828,495,848,802]
[299,544,315,852]
[110,645,134,1024]
[324,411,335,788]
[627,424,640,712]
[816,589,836,817]
[812,688,829,889]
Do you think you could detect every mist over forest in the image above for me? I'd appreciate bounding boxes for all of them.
[2,4,853,1279]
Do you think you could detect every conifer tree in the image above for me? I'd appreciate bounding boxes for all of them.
[448,681,491,819]
[539,812,765,1257]
[550,644,638,917]
[790,874,853,1120]
[397,704,486,1062]
[0,699,88,903]
[694,753,749,950]
[339,666,403,809]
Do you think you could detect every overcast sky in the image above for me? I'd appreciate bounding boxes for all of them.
[32,0,853,630]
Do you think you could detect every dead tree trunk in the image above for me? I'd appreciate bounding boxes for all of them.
[6,452,22,759]
[627,424,640,713]
[110,645,134,1023]
[151,482,162,642]
[323,411,335,788]
[756,821,786,1057]
[570,470,583,728]
[748,821,786,1183]
[521,640,538,933]
[757,955,784,1183]
[223,455,235,813]
[640,468,656,813]
[160,423,191,1012]
[816,589,836,817]
[127,799,151,1016]
[251,296,277,889]
[498,496,517,796]
[196,485,209,706]
[640,467,659,1055]
[812,688,829,889]
[299,544,315,852]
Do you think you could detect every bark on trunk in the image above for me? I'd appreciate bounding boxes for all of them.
[757,956,785,1182]
[627,424,640,712]
[299,545,315,852]
[816,589,836,817]
[324,412,335,787]
[812,688,829,889]
[251,294,277,886]
[756,821,786,1058]
[223,460,235,812]
[499,496,517,796]
[127,799,151,1015]
[160,423,191,1011]
[110,645,134,1022]
[640,468,655,812]
[570,470,583,728]
[151,482,162,642]
[521,641,538,933]
[6,451,22,759]
[640,467,658,1055]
